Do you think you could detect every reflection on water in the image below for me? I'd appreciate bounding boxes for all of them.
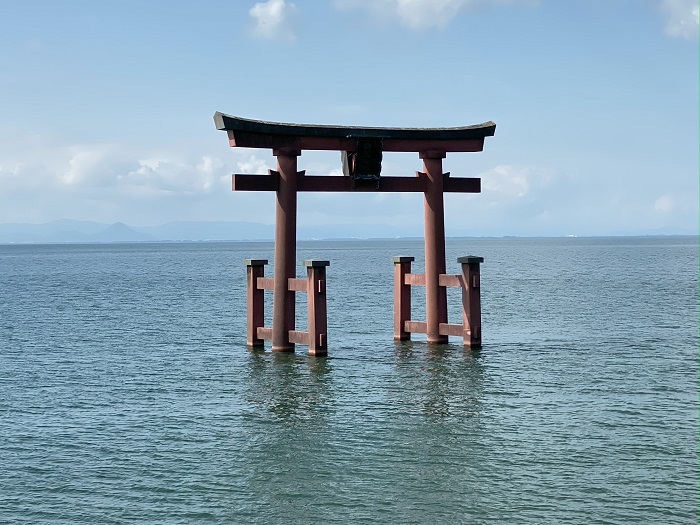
[1,238,696,524]
[242,350,335,424]
[241,341,486,426]
[394,341,485,419]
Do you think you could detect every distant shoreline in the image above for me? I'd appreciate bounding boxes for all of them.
[1,234,697,246]
[1,220,695,244]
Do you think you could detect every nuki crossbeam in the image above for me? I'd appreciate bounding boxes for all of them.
[215,113,495,355]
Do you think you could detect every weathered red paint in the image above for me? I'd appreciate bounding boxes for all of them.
[405,320,428,334]
[393,257,484,347]
[392,256,414,341]
[305,260,329,356]
[459,256,483,348]
[439,323,464,337]
[404,273,426,286]
[256,327,273,340]
[243,257,330,355]
[256,277,274,290]
[244,259,267,347]
[272,151,299,352]
[232,173,480,193]
[421,152,449,344]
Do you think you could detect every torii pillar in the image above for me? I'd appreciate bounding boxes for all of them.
[272,150,299,351]
[422,151,448,343]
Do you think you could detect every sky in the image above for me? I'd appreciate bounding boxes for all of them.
[0,0,698,236]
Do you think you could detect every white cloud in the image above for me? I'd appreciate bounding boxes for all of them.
[60,146,135,187]
[0,131,696,235]
[237,155,271,174]
[659,0,699,39]
[333,0,537,30]
[0,133,274,224]
[197,155,224,176]
[654,194,675,212]
[249,0,298,41]
[481,164,537,198]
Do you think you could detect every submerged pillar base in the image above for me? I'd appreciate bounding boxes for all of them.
[244,259,268,347]
[459,256,483,348]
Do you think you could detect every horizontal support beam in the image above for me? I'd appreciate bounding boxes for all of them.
[405,273,465,287]
[439,323,464,337]
[233,173,480,193]
[257,275,326,292]
[289,330,309,345]
[233,172,279,191]
[444,176,480,193]
[404,273,426,286]
[288,278,308,292]
[438,274,463,287]
[299,175,427,192]
[254,328,312,345]
[405,320,427,334]
[400,322,465,337]
[224,131,488,153]
[256,327,273,340]
[384,137,485,153]
[256,277,274,290]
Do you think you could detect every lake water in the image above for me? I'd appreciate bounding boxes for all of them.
[0,237,697,524]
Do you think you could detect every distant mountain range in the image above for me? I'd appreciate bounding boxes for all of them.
[0,220,695,244]
[0,219,425,244]
[0,220,275,244]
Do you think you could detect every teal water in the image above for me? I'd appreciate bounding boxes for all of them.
[0,237,697,523]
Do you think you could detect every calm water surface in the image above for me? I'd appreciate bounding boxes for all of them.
[0,237,697,523]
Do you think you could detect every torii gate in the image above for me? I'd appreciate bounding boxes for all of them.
[214,112,496,356]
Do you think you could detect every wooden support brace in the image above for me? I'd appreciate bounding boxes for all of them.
[232,173,480,194]
[438,274,462,287]
[305,260,330,356]
[233,171,280,191]
[404,273,426,286]
[244,259,268,347]
[256,327,273,340]
[256,277,274,290]
[288,278,308,292]
[289,330,309,345]
[405,320,428,334]
[459,256,484,348]
[439,323,464,337]
[392,256,414,341]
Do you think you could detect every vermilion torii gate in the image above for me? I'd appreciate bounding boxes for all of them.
[214,112,495,356]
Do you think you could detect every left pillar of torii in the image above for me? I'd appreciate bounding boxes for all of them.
[241,149,330,355]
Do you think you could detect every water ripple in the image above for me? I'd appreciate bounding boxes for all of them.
[0,238,697,524]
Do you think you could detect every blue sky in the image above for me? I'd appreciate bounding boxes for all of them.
[0,0,697,236]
